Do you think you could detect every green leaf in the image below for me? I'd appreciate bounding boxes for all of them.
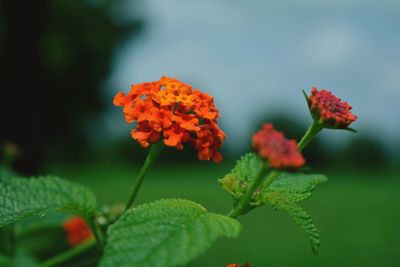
[262,173,327,254]
[227,153,263,182]
[267,172,328,202]
[219,154,326,254]
[264,191,320,254]
[218,153,263,197]
[0,176,97,227]
[100,199,241,267]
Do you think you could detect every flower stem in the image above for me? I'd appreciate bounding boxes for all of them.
[37,239,96,267]
[87,216,104,250]
[298,120,323,151]
[261,169,281,189]
[228,165,270,218]
[125,141,163,211]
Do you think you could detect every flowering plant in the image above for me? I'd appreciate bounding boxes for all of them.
[0,79,356,267]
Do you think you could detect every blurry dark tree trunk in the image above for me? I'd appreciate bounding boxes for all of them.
[0,0,143,174]
[0,0,47,174]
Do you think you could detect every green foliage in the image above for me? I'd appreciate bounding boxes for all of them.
[267,173,328,202]
[100,199,241,267]
[0,253,12,267]
[226,153,263,182]
[0,176,97,227]
[0,166,16,180]
[263,173,328,254]
[264,191,320,254]
[219,152,327,203]
[220,152,327,254]
[218,153,263,198]
[13,248,38,267]
[0,248,37,267]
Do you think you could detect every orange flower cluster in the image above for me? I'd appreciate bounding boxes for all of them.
[308,87,357,128]
[114,76,225,163]
[63,217,93,246]
[252,124,305,169]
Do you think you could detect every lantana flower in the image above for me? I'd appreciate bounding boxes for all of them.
[306,87,357,129]
[252,123,305,169]
[114,76,225,163]
[63,217,93,246]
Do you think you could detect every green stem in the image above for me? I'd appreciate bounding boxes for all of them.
[87,217,104,250]
[228,165,270,218]
[298,120,323,151]
[37,239,96,267]
[261,169,281,189]
[125,141,163,211]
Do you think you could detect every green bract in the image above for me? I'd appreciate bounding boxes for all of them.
[100,199,241,267]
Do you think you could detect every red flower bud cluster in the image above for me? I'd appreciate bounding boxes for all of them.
[114,76,225,163]
[63,217,93,246]
[252,124,305,169]
[308,87,357,128]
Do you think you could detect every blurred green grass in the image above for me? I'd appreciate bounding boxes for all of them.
[46,160,400,267]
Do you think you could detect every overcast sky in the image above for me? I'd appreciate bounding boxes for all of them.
[104,0,400,153]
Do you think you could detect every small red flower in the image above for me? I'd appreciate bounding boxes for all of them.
[307,87,357,128]
[226,264,240,267]
[252,123,305,169]
[114,76,225,163]
[63,217,93,246]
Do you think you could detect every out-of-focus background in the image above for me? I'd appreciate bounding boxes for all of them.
[1,0,399,266]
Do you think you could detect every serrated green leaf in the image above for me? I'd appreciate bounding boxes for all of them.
[0,176,96,227]
[227,153,263,182]
[267,172,328,202]
[219,153,263,197]
[264,191,321,254]
[100,199,241,267]
[262,173,326,254]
